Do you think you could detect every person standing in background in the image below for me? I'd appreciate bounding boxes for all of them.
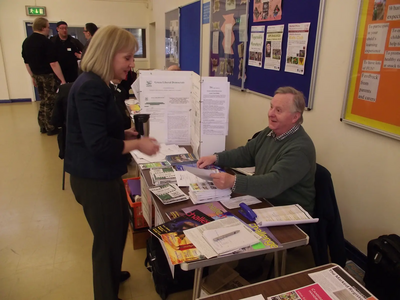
[76,22,98,60]
[51,21,84,83]
[22,17,66,135]
[65,25,160,300]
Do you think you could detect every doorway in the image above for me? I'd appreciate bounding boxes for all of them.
[149,22,156,69]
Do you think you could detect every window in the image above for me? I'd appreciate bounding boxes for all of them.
[125,28,146,58]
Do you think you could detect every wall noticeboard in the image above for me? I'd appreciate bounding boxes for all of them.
[165,8,180,69]
[342,0,400,140]
[209,0,248,88]
[208,0,325,108]
[245,0,325,108]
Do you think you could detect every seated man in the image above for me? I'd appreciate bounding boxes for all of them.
[197,86,316,279]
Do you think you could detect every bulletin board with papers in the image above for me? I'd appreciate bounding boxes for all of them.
[342,0,400,140]
[209,0,248,88]
[208,0,326,108]
[165,8,180,69]
[244,0,326,108]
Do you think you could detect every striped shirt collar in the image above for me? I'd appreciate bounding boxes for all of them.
[267,124,300,141]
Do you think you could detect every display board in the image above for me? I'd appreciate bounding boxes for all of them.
[209,0,248,88]
[342,0,400,140]
[180,1,201,74]
[244,0,325,108]
[165,8,180,69]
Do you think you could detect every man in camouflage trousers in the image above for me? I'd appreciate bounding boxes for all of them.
[22,17,66,135]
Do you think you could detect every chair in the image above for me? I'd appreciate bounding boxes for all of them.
[309,164,347,267]
[51,83,73,190]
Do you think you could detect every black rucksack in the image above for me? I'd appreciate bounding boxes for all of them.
[364,234,400,300]
[144,235,198,300]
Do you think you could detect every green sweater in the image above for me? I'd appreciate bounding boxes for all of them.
[217,126,316,214]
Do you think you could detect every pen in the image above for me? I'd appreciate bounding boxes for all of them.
[213,230,240,242]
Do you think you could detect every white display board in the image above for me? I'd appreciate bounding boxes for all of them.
[135,70,229,157]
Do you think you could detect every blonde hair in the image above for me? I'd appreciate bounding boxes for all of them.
[274,86,306,124]
[33,17,48,32]
[81,25,138,83]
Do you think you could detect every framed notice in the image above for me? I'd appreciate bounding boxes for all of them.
[342,0,400,140]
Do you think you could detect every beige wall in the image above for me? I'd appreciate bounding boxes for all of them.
[151,0,400,254]
[0,0,150,101]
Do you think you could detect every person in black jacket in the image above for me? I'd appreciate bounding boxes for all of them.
[65,25,160,300]
[51,21,84,82]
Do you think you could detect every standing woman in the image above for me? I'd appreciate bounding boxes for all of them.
[65,25,159,300]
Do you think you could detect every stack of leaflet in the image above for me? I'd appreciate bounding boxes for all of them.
[150,167,177,186]
[189,182,231,204]
[149,183,189,205]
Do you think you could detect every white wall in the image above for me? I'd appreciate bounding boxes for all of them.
[151,0,400,254]
[0,0,150,101]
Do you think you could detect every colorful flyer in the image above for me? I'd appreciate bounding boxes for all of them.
[254,0,282,22]
[248,25,265,67]
[285,22,310,75]
[264,24,284,71]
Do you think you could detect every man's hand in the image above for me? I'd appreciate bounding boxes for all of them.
[210,173,236,189]
[138,137,160,156]
[75,51,82,59]
[124,128,139,140]
[197,155,217,169]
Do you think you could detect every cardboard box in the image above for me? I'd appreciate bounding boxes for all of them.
[201,264,249,295]
[130,227,150,250]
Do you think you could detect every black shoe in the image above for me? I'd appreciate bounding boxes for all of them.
[40,127,47,134]
[46,128,59,136]
[119,271,130,283]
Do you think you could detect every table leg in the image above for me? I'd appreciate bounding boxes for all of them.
[280,249,287,276]
[274,252,279,277]
[192,267,203,300]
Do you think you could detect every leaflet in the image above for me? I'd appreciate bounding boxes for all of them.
[264,24,284,71]
[248,25,265,67]
[285,22,311,75]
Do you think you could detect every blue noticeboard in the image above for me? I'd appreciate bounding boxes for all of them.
[180,1,201,74]
[244,0,325,108]
[209,0,325,108]
[203,2,210,24]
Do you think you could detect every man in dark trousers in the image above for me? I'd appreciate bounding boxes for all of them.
[22,17,66,135]
[51,21,84,83]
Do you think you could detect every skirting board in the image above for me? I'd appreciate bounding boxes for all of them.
[0,98,32,103]
[345,239,367,271]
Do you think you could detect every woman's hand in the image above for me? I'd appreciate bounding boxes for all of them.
[124,128,139,140]
[138,137,160,156]
[197,155,217,169]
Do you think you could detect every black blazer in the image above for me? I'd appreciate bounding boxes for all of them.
[65,72,127,180]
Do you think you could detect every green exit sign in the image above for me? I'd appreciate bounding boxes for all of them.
[25,6,47,16]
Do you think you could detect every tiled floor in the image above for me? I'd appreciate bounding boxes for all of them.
[0,102,317,300]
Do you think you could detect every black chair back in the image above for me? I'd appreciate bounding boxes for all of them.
[309,164,347,267]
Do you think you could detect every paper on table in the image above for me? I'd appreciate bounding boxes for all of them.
[241,295,265,300]
[182,165,219,181]
[220,195,262,209]
[184,216,260,259]
[174,170,206,187]
[232,166,255,176]
[254,204,319,227]
[308,266,377,300]
[203,224,260,255]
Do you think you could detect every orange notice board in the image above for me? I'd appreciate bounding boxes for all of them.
[342,0,400,140]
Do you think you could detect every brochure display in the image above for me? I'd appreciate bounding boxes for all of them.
[135,70,229,158]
